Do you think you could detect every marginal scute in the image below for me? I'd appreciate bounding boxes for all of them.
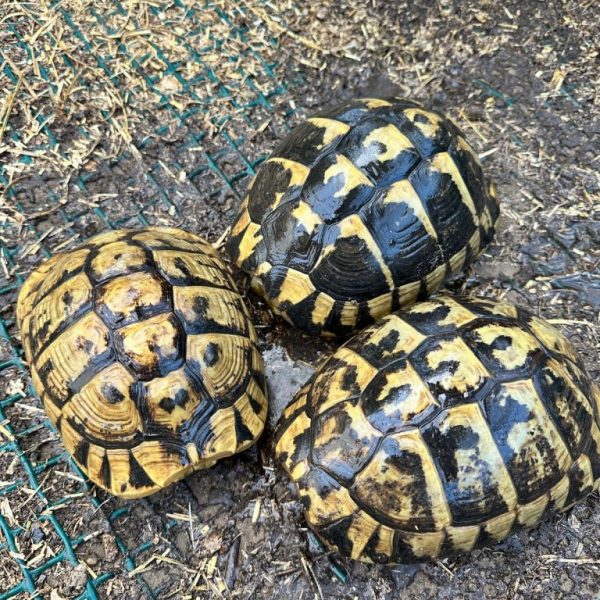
[227,97,499,335]
[17,227,267,499]
[275,295,600,563]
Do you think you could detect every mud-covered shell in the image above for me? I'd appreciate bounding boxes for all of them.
[227,97,499,336]
[17,227,268,499]
[274,296,600,562]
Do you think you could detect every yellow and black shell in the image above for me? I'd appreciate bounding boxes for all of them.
[17,227,268,499]
[227,97,499,336]
[274,296,600,562]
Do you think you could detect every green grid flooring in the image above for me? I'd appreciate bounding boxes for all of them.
[0,1,298,597]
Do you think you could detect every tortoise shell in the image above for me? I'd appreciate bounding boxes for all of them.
[17,227,268,499]
[227,97,499,336]
[274,296,600,562]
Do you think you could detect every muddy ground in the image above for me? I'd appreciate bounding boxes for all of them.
[0,1,599,599]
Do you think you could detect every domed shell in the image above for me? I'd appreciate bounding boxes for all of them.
[274,296,600,562]
[17,227,268,498]
[227,97,499,336]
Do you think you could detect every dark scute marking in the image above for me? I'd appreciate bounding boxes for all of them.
[76,335,95,355]
[362,380,412,433]
[353,435,437,531]
[250,360,266,394]
[319,515,355,558]
[203,342,220,367]
[409,335,487,405]
[287,413,312,468]
[310,228,390,301]
[362,527,391,564]
[159,389,190,413]
[73,439,89,467]
[298,467,341,508]
[484,390,532,463]
[37,319,52,342]
[247,391,263,416]
[234,407,255,446]
[69,349,115,397]
[417,278,428,301]
[409,161,477,259]
[491,335,512,351]
[30,262,87,307]
[175,296,246,338]
[178,377,218,447]
[259,264,288,303]
[300,152,375,222]
[240,237,268,276]
[114,253,122,260]
[62,290,74,308]
[403,303,454,335]
[274,120,345,167]
[101,383,125,404]
[247,160,306,222]
[310,357,360,412]
[566,459,593,506]
[533,362,593,457]
[463,322,543,378]
[383,107,452,158]
[311,404,375,484]
[225,216,246,264]
[587,428,600,481]
[128,451,156,489]
[95,277,172,329]
[99,452,112,489]
[262,199,325,272]
[361,188,444,286]
[115,315,184,381]
[174,257,193,278]
[346,327,404,368]
[392,532,420,563]
[413,112,429,124]
[447,139,490,217]
[31,300,93,358]
[319,300,362,337]
[422,416,509,524]
[336,116,420,186]
[484,387,564,502]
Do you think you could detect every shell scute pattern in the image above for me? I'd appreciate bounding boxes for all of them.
[228,98,499,335]
[274,296,600,562]
[17,227,268,498]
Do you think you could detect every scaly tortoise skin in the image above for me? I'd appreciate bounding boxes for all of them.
[17,227,268,499]
[227,97,499,336]
[274,296,600,563]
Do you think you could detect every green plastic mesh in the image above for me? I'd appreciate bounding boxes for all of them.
[0,1,298,597]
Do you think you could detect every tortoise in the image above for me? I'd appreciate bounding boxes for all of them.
[227,97,500,336]
[274,295,600,562]
[17,227,268,499]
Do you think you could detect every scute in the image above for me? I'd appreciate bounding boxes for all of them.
[227,97,499,335]
[274,295,600,563]
[17,227,268,499]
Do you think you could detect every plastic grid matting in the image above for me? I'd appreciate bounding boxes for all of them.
[0,1,298,598]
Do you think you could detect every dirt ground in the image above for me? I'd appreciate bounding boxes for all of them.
[0,1,599,599]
